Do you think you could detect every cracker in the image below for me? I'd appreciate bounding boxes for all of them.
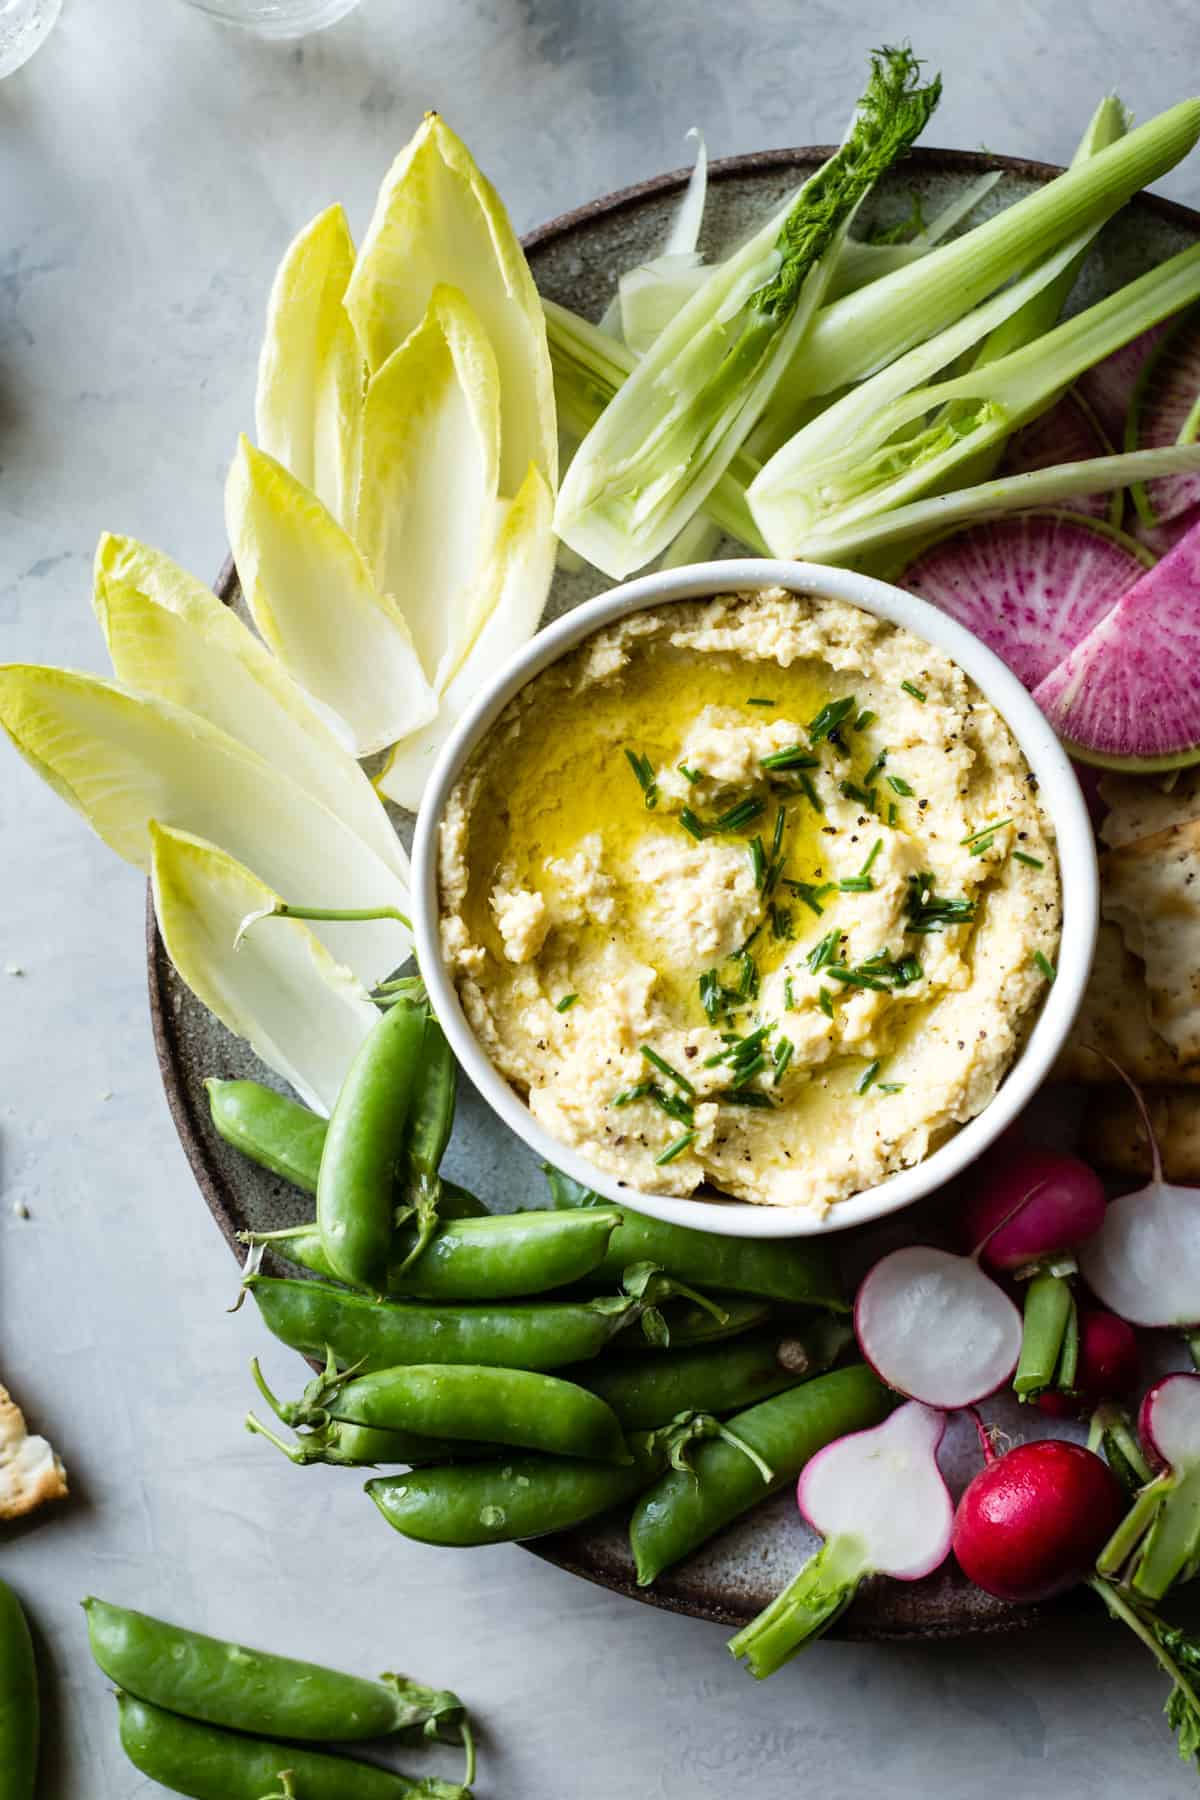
[1083,1084,1200,1181]
[1054,921,1200,1083]
[1099,768,1200,849]
[1101,818,1200,1064]
[0,1384,67,1520]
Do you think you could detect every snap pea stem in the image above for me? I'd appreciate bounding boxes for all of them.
[234,899,412,949]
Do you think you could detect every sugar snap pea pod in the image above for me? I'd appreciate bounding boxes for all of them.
[393,1011,457,1272]
[365,1411,763,1547]
[244,1266,726,1373]
[630,1363,892,1587]
[86,1598,464,1745]
[545,1166,846,1309]
[281,1362,631,1464]
[116,1693,468,1800]
[0,1578,38,1800]
[246,1361,496,1468]
[579,1320,853,1429]
[243,1207,624,1301]
[616,1292,771,1351]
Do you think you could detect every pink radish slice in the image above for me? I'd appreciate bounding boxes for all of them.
[854,1245,1022,1408]
[898,513,1150,690]
[961,1143,1106,1271]
[1033,514,1200,770]
[1128,306,1200,524]
[1075,321,1173,444]
[1138,1373,1200,1473]
[798,1401,953,1580]
[997,391,1115,522]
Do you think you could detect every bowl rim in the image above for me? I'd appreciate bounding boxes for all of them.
[412,558,1099,1239]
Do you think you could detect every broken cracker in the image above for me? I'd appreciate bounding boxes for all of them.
[1054,921,1200,1083]
[0,1383,67,1520]
[1099,767,1200,849]
[1102,818,1200,1065]
[1083,1084,1200,1182]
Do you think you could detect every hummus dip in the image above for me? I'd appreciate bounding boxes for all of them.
[439,589,1061,1211]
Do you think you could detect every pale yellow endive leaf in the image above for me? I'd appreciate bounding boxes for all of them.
[93,533,408,885]
[255,203,363,527]
[0,665,410,985]
[344,112,557,495]
[356,285,502,693]
[150,823,376,1115]
[226,437,436,758]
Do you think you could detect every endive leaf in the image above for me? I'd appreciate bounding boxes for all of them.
[255,203,363,527]
[150,823,376,1115]
[226,436,436,758]
[378,463,555,809]
[344,112,557,494]
[0,666,409,984]
[355,285,501,692]
[93,533,408,884]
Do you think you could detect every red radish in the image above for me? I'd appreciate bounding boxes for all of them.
[997,391,1118,521]
[854,1245,1022,1408]
[953,1433,1125,1602]
[1127,306,1200,526]
[1036,1311,1141,1415]
[1075,320,1173,443]
[1079,1065,1200,1327]
[897,512,1150,690]
[729,1403,952,1677]
[1033,515,1200,770]
[962,1144,1107,1272]
[1098,1373,1200,1603]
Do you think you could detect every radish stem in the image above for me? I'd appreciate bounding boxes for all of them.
[728,1533,870,1677]
[1133,1466,1200,1602]
[1014,1269,1074,1398]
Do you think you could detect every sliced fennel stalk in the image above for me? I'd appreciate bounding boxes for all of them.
[751,242,1200,555]
[150,824,377,1116]
[553,47,942,576]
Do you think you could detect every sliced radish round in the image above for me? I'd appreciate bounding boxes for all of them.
[1033,515,1200,770]
[1138,1373,1200,1473]
[1075,321,1173,444]
[854,1245,1023,1408]
[1128,306,1200,525]
[898,512,1149,690]
[998,391,1115,522]
[798,1400,952,1580]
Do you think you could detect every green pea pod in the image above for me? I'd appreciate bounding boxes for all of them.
[617,1293,771,1351]
[394,1014,458,1270]
[318,1000,428,1291]
[244,1274,727,1374]
[0,1579,38,1800]
[545,1166,846,1309]
[630,1364,892,1587]
[244,1207,624,1301]
[246,1364,495,1469]
[284,1363,630,1465]
[87,1598,463,1744]
[116,1694,467,1800]
[579,1321,852,1429]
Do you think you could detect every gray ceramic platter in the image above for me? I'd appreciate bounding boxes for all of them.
[149,145,1199,1639]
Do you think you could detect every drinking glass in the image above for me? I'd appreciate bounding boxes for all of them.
[181,0,361,36]
[0,0,61,79]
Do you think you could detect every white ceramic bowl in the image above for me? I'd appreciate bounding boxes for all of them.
[413,560,1098,1239]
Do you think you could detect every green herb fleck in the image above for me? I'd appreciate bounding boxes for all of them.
[887,774,914,797]
[901,680,927,703]
[798,773,825,814]
[749,836,767,889]
[640,1045,695,1096]
[784,877,834,916]
[904,872,977,934]
[1034,950,1056,983]
[808,695,857,744]
[718,1090,777,1110]
[854,709,876,731]
[859,838,884,878]
[887,801,899,827]
[656,1130,696,1166]
[784,976,796,1010]
[864,748,888,786]
[856,1059,882,1094]
[625,748,658,808]
[877,1081,905,1094]
[1014,850,1045,869]
[818,987,835,1018]
[807,930,841,975]
[678,762,703,785]
[612,1080,655,1107]
[961,818,1012,847]
[761,744,820,772]
[770,904,793,941]
[839,779,878,813]
[747,696,777,707]
[555,993,579,1013]
[772,1037,794,1084]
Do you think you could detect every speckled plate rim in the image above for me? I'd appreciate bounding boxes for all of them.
[148,141,1200,1638]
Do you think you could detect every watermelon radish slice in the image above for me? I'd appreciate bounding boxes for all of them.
[1133,500,1200,559]
[1033,514,1200,769]
[1127,306,1200,526]
[1075,320,1173,444]
[997,391,1116,523]
[897,511,1152,689]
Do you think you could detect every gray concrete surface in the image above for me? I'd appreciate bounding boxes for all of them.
[3,0,1200,1792]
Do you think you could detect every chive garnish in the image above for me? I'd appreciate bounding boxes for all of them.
[747,696,777,706]
[773,1037,794,1084]
[807,930,840,974]
[818,987,835,1018]
[771,805,787,858]
[827,965,890,992]
[555,993,579,1012]
[808,695,857,744]
[612,1080,654,1107]
[770,904,793,941]
[678,761,703,785]
[749,836,767,888]
[860,838,884,878]
[699,968,723,1023]
[901,680,927,703]
[736,950,759,1000]
[856,1059,881,1094]
[864,748,888,786]
[839,780,877,812]
[888,801,899,827]
[1014,850,1045,869]
[854,709,876,731]
[713,796,765,834]
[1034,950,1056,982]
[656,1130,696,1166]
[877,1081,905,1094]
[837,876,874,893]
[625,748,658,808]
[761,745,820,771]
[798,773,824,814]
[719,1090,777,1109]
[784,878,834,915]
[679,807,707,841]
[784,976,796,1010]
[961,818,1012,847]
[887,774,914,796]
[904,872,977,934]
[640,1045,695,1095]
[648,1086,695,1126]
[731,1054,767,1088]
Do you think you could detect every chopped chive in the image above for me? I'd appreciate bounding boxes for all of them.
[731,1054,766,1088]
[678,761,703,785]
[864,748,888,786]
[749,836,767,888]
[699,968,723,1023]
[904,872,977,934]
[784,976,796,1010]
[807,930,840,974]
[1014,850,1045,869]
[798,773,825,814]
[770,904,793,941]
[719,1090,777,1109]
[854,709,876,731]
[887,774,914,797]
[711,796,765,834]
[624,747,658,808]
[784,878,833,916]
[640,1045,695,1095]
[736,950,759,1000]
[612,1080,654,1107]
[901,681,927,703]
[656,1130,696,1166]
[961,818,1012,847]
[772,1037,794,1084]
[859,838,884,878]
[1034,950,1056,982]
[887,801,899,827]
[826,966,890,992]
[555,993,579,1013]
[648,1086,695,1126]
[808,695,857,744]
[856,1059,882,1094]
[761,745,820,771]
[837,875,874,893]
[747,696,777,707]
[771,804,787,859]
[877,1082,905,1094]
[839,779,878,811]
[818,987,835,1018]
[679,807,707,840]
